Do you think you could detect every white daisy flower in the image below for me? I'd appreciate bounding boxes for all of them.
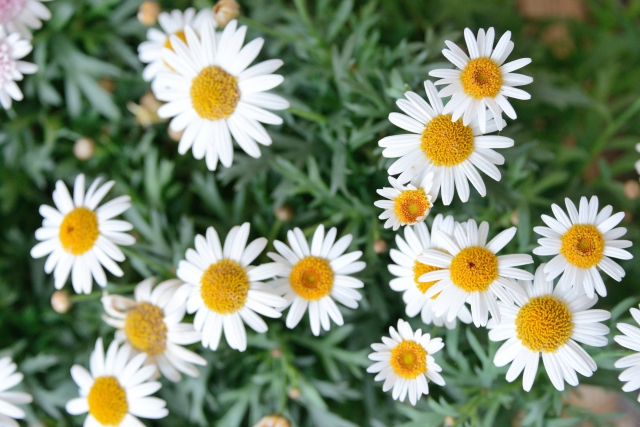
[30,174,135,294]
[101,277,207,382]
[418,219,533,327]
[0,28,38,110]
[177,223,287,352]
[532,196,633,299]
[0,0,51,39]
[367,319,445,406]
[267,225,366,336]
[614,305,640,401]
[379,80,512,205]
[154,19,289,170]
[374,173,434,231]
[388,215,472,329]
[488,264,610,391]
[66,338,168,426]
[429,27,533,133]
[0,357,33,427]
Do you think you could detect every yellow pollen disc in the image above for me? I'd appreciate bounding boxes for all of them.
[460,57,503,99]
[413,260,441,299]
[201,259,250,315]
[163,29,187,50]
[87,376,128,426]
[393,190,430,224]
[515,295,573,353]
[190,66,240,120]
[420,114,475,167]
[59,207,100,255]
[560,224,605,269]
[450,246,498,292]
[289,256,334,301]
[390,339,428,379]
[124,302,167,356]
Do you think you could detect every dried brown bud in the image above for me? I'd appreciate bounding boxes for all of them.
[270,348,283,359]
[73,137,95,161]
[274,205,293,222]
[51,290,72,314]
[287,387,301,400]
[252,415,290,427]
[510,210,519,226]
[98,78,115,93]
[137,1,161,26]
[623,180,640,200]
[444,416,456,426]
[372,239,387,254]
[213,0,240,28]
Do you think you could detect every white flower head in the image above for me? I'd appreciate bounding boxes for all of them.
[30,174,134,294]
[0,27,38,110]
[0,0,51,39]
[614,306,640,401]
[429,27,533,133]
[0,357,33,427]
[374,173,434,231]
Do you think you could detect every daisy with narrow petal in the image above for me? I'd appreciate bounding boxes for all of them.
[489,264,610,391]
[0,27,38,109]
[30,174,134,294]
[379,80,512,205]
[419,219,533,327]
[367,319,445,405]
[154,19,289,170]
[0,357,33,427]
[614,305,640,401]
[102,277,207,382]
[177,223,287,352]
[388,215,472,329]
[374,173,434,231]
[429,27,533,133]
[66,338,168,427]
[533,196,633,299]
[267,225,366,336]
[0,0,51,39]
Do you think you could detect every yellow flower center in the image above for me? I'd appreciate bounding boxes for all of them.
[289,256,334,301]
[390,340,428,379]
[450,246,498,292]
[87,376,128,426]
[163,29,187,50]
[413,260,441,299]
[201,259,250,315]
[515,295,573,353]
[420,114,475,167]
[560,224,605,269]
[393,190,430,224]
[190,66,240,120]
[460,57,503,99]
[124,302,167,356]
[59,207,100,255]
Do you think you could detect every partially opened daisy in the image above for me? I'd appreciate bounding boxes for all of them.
[102,277,206,382]
[419,219,532,327]
[614,306,640,400]
[66,338,168,426]
[379,80,512,205]
[0,28,38,110]
[0,0,51,39]
[488,264,610,391]
[375,173,434,231]
[367,319,445,405]
[177,223,287,352]
[30,174,134,294]
[267,225,366,336]
[388,215,472,329]
[0,357,33,427]
[533,196,633,299]
[154,19,289,170]
[429,27,533,132]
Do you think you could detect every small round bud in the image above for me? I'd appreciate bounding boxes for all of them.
[372,239,387,254]
[51,290,72,314]
[287,387,301,400]
[167,126,184,142]
[253,415,290,427]
[624,180,640,200]
[444,416,455,426]
[510,210,519,226]
[270,348,283,359]
[140,91,162,114]
[213,0,240,27]
[274,205,293,222]
[137,1,161,26]
[73,137,95,161]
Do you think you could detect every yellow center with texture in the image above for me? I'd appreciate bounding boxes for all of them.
[59,207,100,255]
[390,340,428,379]
[460,57,503,99]
[190,66,240,120]
[515,295,573,353]
[560,224,604,269]
[87,376,128,426]
[124,302,167,356]
[450,246,498,292]
[393,190,430,224]
[163,29,187,50]
[290,256,334,300]
[420,115,475,166]
[201,259,250,314]
[413,260,442,298]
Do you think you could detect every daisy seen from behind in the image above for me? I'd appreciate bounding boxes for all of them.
[30,174,134,294]
[0,357,33,427]
[0,0,51,39]
[267,225,365,336]
[379,80,513,205]
[0,27,37,110]
[374,172,434,231]
[614,306,640,401]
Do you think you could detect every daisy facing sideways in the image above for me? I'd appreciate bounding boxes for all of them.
[367,319,445,406]
[374,173,434,231]
[0,357,33,427]
[102,277,206,382]
[267,225,365,336]
[0,0,51,39]
[0,27,38,110]
[30,174,134,294]
[533,196,633,298]
[614,306,640,401]
[488,264,610,391]
[379,80,512,205]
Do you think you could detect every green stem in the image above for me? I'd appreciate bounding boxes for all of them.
[288,106,328,124]
[121,247,173,277]
[70,283,138,302]
[238,16,298,42]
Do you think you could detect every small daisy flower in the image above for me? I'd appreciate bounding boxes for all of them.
[0,28,38,110]
[419,219,533,327]
[429,27,533,133]
[154,19,289,170]
[533,196,633,299]
[614,305,640,401]
[367,319,445,406]
[30,174,134,294]
[388,215,472,329]
[0,0,51,39]
[66,338,168,426]
[177,223,287,352]
[0,357,33,427]
[374,173,434,231]
[101,277,207,382]
[489,264,610,391]
[379,80,512,205]
[267,225,366,336]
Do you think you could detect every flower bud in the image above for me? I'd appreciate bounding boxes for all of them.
[253,415,290,427]
[372,239,387,254]
[624,179,640,200]
[73,137,95,161]
[287,387,301,400]
[137,1,161,26]
[51,290,72,314]
[213,0,240,27]
[274,205,293,222]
